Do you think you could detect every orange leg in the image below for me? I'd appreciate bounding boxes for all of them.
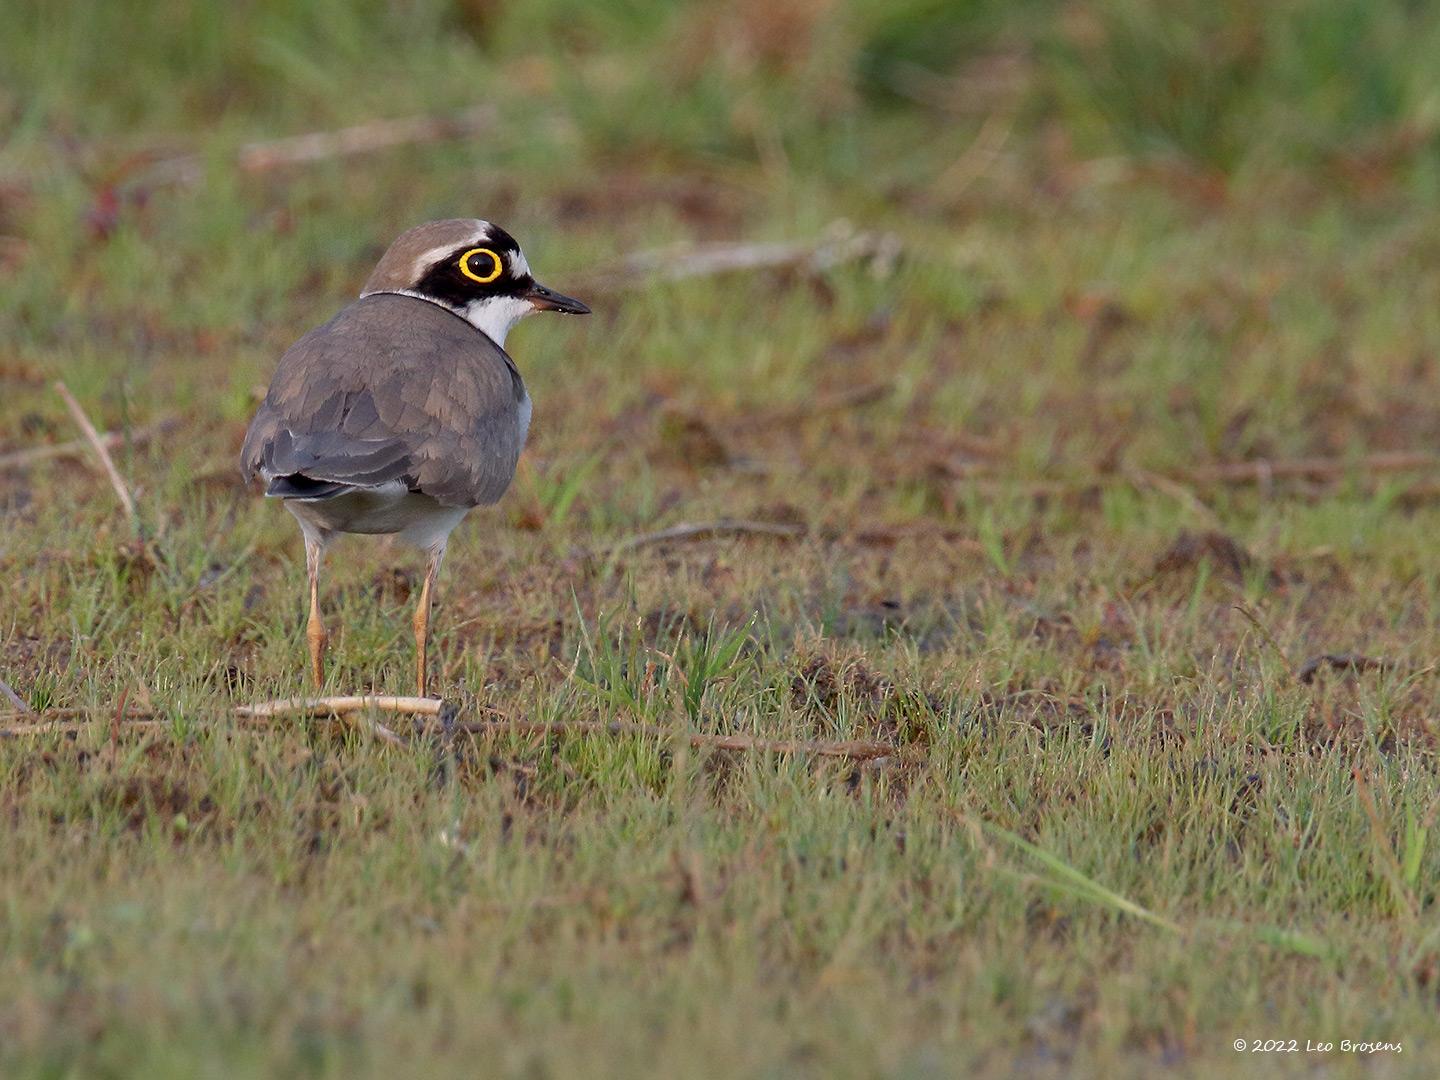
[413,545,445,697]
[305,536,328,689]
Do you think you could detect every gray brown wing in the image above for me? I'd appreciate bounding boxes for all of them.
[240,294,527,508]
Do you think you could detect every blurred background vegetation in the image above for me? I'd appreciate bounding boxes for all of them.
[8,0,1440,368]
[11,0,1440,177]
[9,0,1440,474]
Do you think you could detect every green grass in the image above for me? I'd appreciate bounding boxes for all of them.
[5,1,1440,1075]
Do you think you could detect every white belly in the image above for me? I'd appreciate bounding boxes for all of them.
[284,482,469,550]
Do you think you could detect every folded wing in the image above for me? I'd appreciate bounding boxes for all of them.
[240,294,528,508]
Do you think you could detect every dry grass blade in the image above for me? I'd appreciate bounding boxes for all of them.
[1352,768,1421,919]
[931,107,1017,203]
[1122,467,1222,530]
[0,417,175,471]
[1231,602,1298,681]
[53,380,137,522]
[981,821,1183,933]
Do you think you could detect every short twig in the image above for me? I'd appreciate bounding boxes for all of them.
[0,677,32,714]
[53,381,136,522]
[0,418,174,471]
[425,700,460,789]
[349,714,408,747]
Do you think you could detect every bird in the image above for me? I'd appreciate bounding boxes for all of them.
[240,219,589,696]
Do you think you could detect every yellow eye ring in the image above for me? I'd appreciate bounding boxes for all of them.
[458,247,503,284]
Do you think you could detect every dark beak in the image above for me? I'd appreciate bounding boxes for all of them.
[525,282,590,315]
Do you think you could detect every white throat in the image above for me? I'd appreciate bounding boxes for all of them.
[363,289,533,347]
[461,295,534,347]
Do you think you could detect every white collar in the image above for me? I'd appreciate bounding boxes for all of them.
[361,288,531,347]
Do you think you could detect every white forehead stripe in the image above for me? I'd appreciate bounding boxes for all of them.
[410,223,491,279]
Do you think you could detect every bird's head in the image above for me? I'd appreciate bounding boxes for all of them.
[361,218,589,346]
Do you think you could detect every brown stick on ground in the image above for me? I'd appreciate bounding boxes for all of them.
[4,700,440,723]
[235,696,431,746]
[600,518,986,557]
[942,451,1440,494]
[140,106,496,187]
[0,707,121,721]
[585,225,902,292]
[53,381,137,522]
[938,449,1440,504]
[0,418,175,471]
[1297,653,1396,684]
[463,717,895,760]
[1,704,404,745]
[3,700,413,744]
[606,519,808,553]
[235,696,444,719]
[2,720,168,737]
[4,701,896,759]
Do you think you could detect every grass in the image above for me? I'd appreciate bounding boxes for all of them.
[4,0,1440,1075]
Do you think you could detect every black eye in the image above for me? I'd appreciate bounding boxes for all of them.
[458,247,503,284]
